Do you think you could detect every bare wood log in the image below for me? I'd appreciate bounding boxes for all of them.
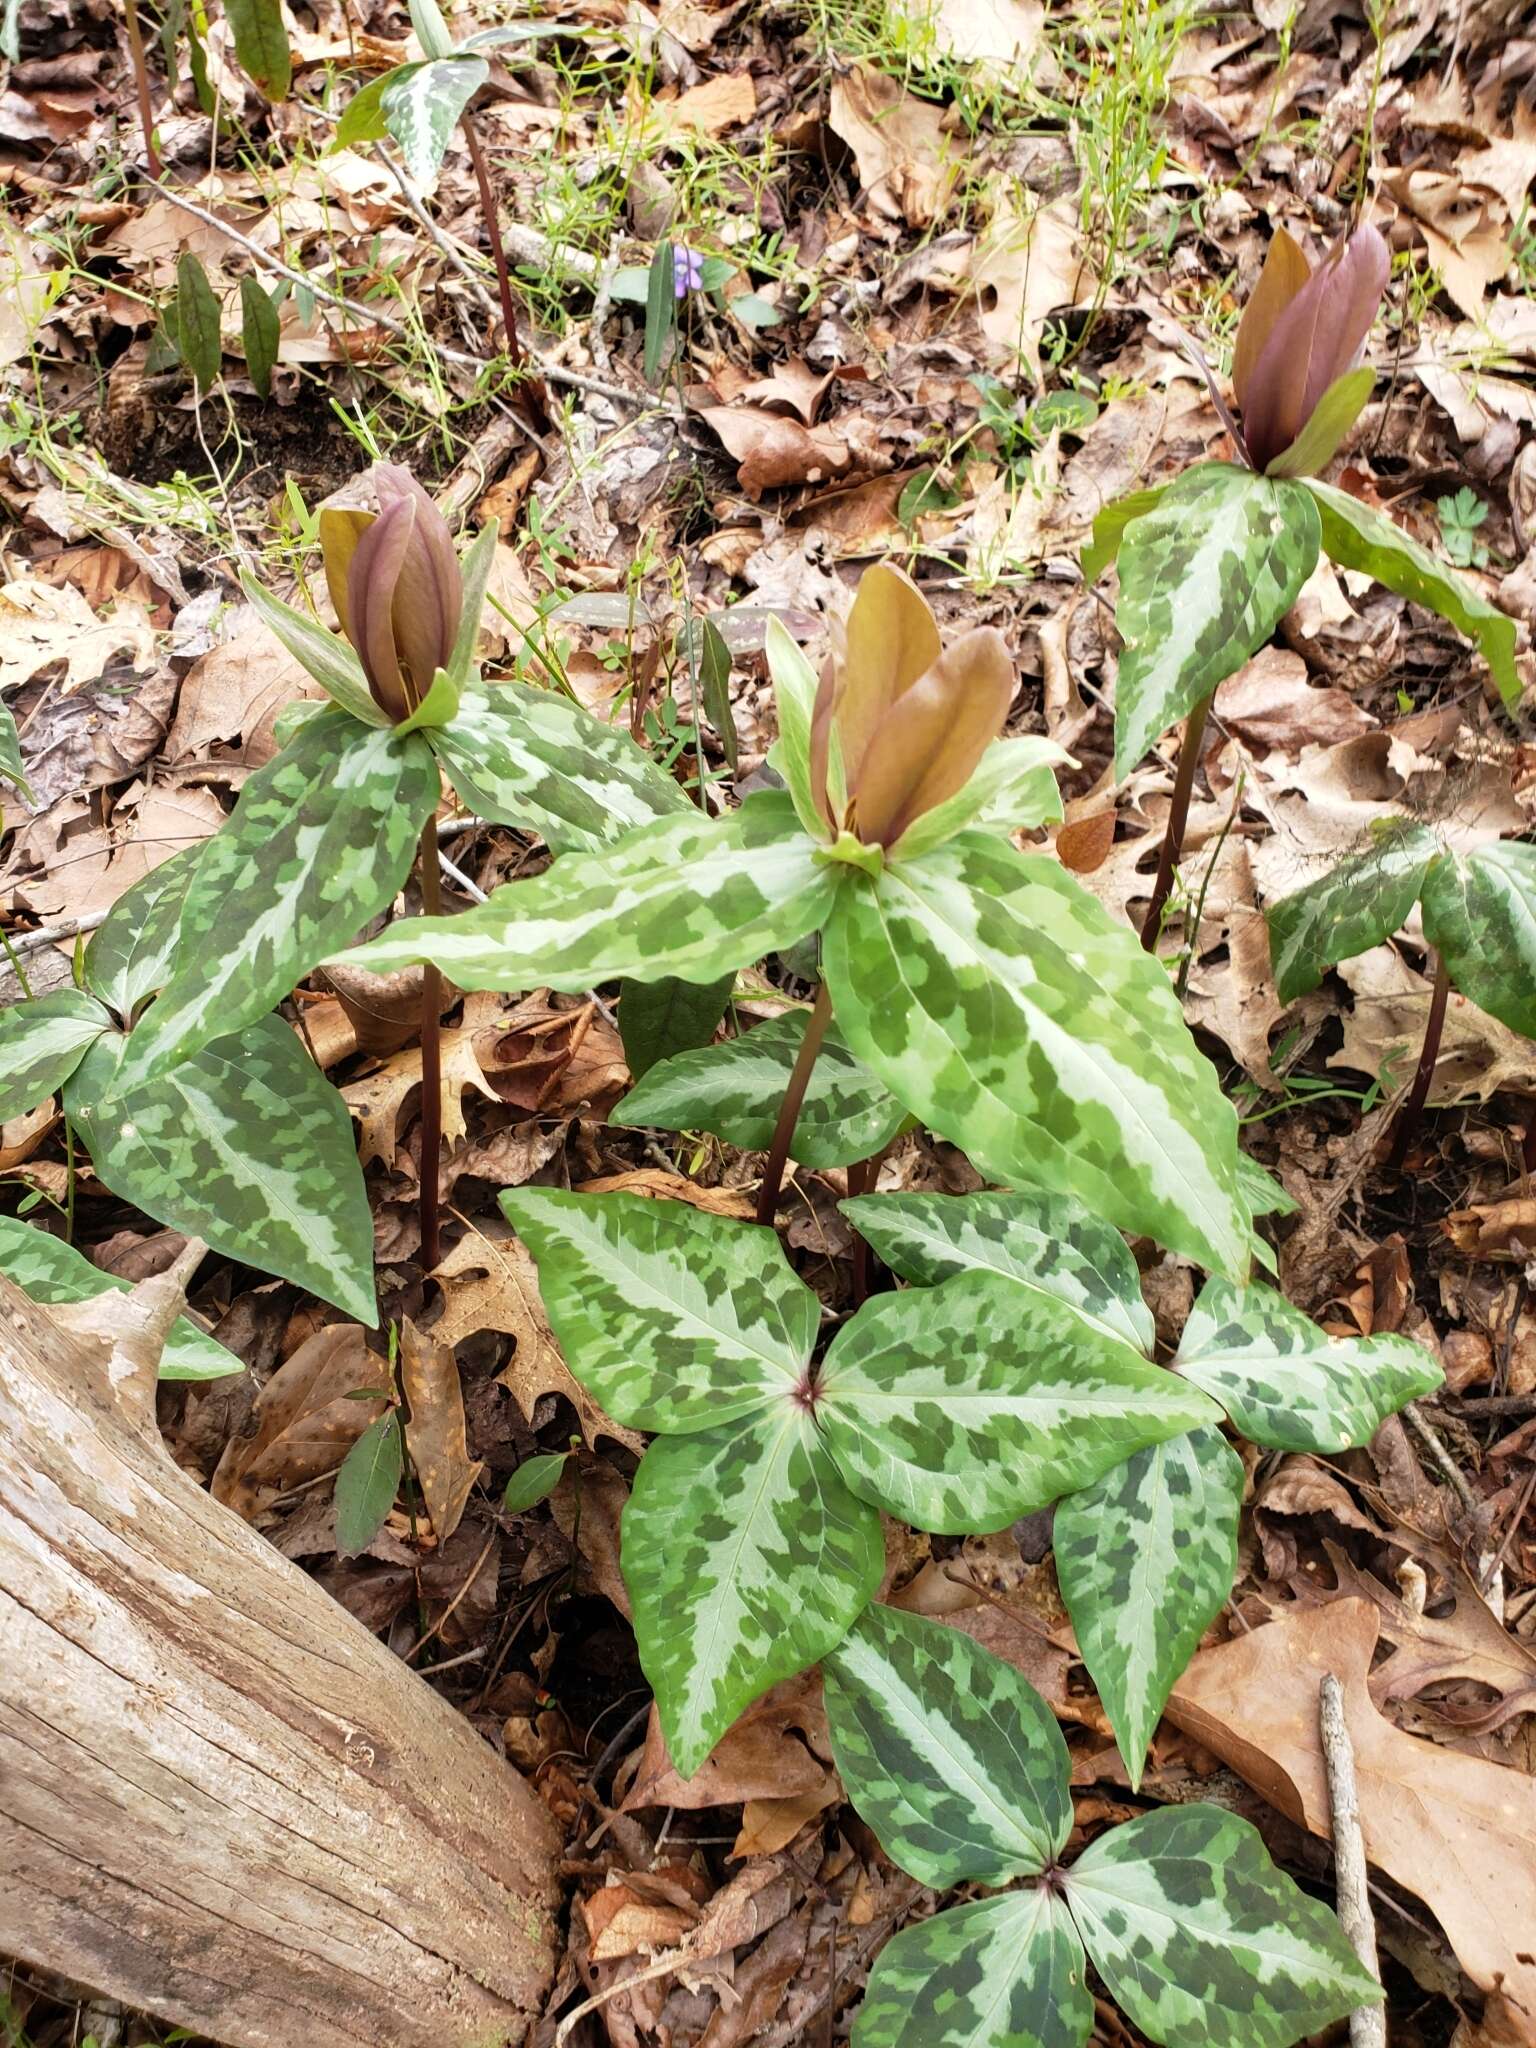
[0,1252,561,2048]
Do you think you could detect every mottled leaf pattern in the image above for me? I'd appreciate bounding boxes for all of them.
[824,835,1248,1278]
[889,735,1068,861]
[382,52,488,186]
[764,616,831,840]
[1065,1804,1380,2048]
[68,1018,376,1325]
[854,1890,1092,2048]
[118,710,438,1087]
[239,573,389,727]
[1309,477,1520,709]
[0,1214,241,1381]
[431,684,692,855]
[0,988,109,1121]
[345,792,838,991]
[614,1011,908,1170]
[84,845,204,1024]
[817,1270,1219,1531]
[500,1188,814,1430]
[1422,840,1536,1039]
[1081,484,1169,583]
[1175,1277,1441,1452]
[823,1603,1070,1885]
[625,1414,882,1778]
[1267,819,1439,1003]
[1055,1427,1244,1786]
[842,1189,1154,1352]
[1113,464,1321,775]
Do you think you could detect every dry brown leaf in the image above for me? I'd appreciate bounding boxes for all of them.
[1169,1597,1536,2027]
[828,64,960,228]
[431,1222,642,1453]
[1444,1200,1536,1259]
[973,194,1089,374]
[165,622,322,769]
[6,784,226,925]
[900,0,1043,72]
[733,1781,841,1858]
[656,70,756,137]
[210,1323,387,1519]
[698,405,852,498]
[1214,647,1376,756]
[575,1168,757,1217]
[627,1672,833,1812]
[0,575,157,694]
[399,1316,483,1546]
[891,1533,1074,1716]
[1333,947,1536,1106]
[584,1882,696,1963]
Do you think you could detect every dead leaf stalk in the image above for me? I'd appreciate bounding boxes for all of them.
[1319,1672,1386,2048]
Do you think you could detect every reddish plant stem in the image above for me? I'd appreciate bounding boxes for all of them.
[417,823,444,1275]
[1388,950,1451,1171]
[756,984,834,1228]
[1140,692,1213,952]
[460,108,550,429]
[1524,1109,1536,1177]
[123,0,162,178]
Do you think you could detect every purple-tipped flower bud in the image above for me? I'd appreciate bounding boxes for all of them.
[1233,222,1390,475]
[320,464,463,721]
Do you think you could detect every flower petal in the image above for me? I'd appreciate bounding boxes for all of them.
[1232,227,1310,419]
[319,507,374,648]
[835,562,942,789]
[347,493,415,720]
[376,465,463,704]
[851,627,1016,849]
[1298,222,1389,425]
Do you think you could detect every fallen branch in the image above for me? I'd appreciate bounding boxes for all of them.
[1319,1672,1386,2048]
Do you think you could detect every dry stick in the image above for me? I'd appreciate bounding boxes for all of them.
[1140,693,1213,952]
[1319,1674,1386,2048]
[1387,950,1451,1169]
[417,821,446,1277]
[756,984,834,1227]
[460,107,551,430]
[122,0,161,178]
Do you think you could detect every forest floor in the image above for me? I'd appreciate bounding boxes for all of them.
[2,0,1535,2042]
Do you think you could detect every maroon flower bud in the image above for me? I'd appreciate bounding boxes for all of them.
[1234,223,1390,476]
[320,464,463,721]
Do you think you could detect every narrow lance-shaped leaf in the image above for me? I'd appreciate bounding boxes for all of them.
[1267,818,1440,1004]
[239,573,391,728]
[1054,1426,1244,1788]
[0,1215,241,1381]
[823,1602,1071,1885]
[501,1188,815,1431]
[824,834,1249,1278]
[334,1410,403,1558]
[764,616,831,841]
[626,1413,882,1779]
[1064,1804,1380,2048]
[842,1188,1154,1353]
[886,733,1067,861]
[644,238,677,386]
[225,0,291,98]
[344,791,841,992]
[815,1269,1219,1533]
[116,710,439,1089]
[84,844,204,1024]
[1308,476,1520,709]
[239,274,281,399]
[173,250,222,392]
[853,1890,1092,2048]
[1421,840,1536,1039]
[1113,463,1321,776]
[615,1011,908,1171]
[69,1016,377,1326]
[1174,1276,1441,1453]
[0,989,110,1122]
[1081,483,1169,584]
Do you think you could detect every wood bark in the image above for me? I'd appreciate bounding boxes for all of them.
[0,1252,561,2048]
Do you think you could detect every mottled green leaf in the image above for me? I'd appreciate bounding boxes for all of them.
[336,61,421,150]
[1175,1276,1441,1453]
[1081,484,1169,584]
[824,1602,1071,1885]
[68,1016,377,1325]
[1422,840,1536,1039]
[0,701,33,801]
[1114,464,1320,776]
[0,989,109,1121]
[500,1188,814,1431]
[1055,1426,1243,1787]
[407,0,454,59]
[626,1413,882,1778]
[618,972,734,1081]
[225,0,290,97]
[239,275,280,398]
[173,251,222,392]
[817,1270,1219,1532]
[116,711,438,1088]
[1065,1803,1379,2048]
[889,735,1068,861]
[1264,365,1375,480]
[344,792,838,991]
[382,53,488,186]
[334,1411,402,1557]
[1309,477,1520,710]
[842,1188,1154,1353]
[0,1214,241,1381]
[1267,819,1439,1004]
[84,845,204,1025]
[443,522,497,692]
[502,1450,568,1512]
[854,1890,1092,2048]
[615,1011,908,1170]
[239,572,390,727]
[765,616,831,841]
[824,835,1248,1278]
[430,683,691,855]
[1234,1154,1297,1219]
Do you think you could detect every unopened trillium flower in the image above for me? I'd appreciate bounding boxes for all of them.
[1231,221,1390,478]
[320,464,464,722]
[808,564,1015,850]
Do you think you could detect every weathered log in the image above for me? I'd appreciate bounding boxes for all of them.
[0,1250,561,2048]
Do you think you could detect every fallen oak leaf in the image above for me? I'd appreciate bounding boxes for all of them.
[699,405,852,499]
[828,63,960,229]
[574,1168,757,1218]
[210,1323,388,1521]
[399,1315,483,1547]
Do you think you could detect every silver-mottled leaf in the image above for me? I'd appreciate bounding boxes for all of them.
[854,1888,1091,2048]
[0,988,110,1122]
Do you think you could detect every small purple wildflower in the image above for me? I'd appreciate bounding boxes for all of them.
[673,245,704,298]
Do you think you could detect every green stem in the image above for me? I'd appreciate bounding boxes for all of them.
[1140,692,1212,953]
[756,983,834,1227]
[1388,951,1450,1170]
[417,823,444,1276]
[122,0,162,178]
[1,928,34,999]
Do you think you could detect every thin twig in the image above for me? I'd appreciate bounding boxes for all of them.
[3,910,109,958]
[1319,1674,1386,2048]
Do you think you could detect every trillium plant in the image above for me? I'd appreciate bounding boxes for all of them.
[1085,219,1521,947]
